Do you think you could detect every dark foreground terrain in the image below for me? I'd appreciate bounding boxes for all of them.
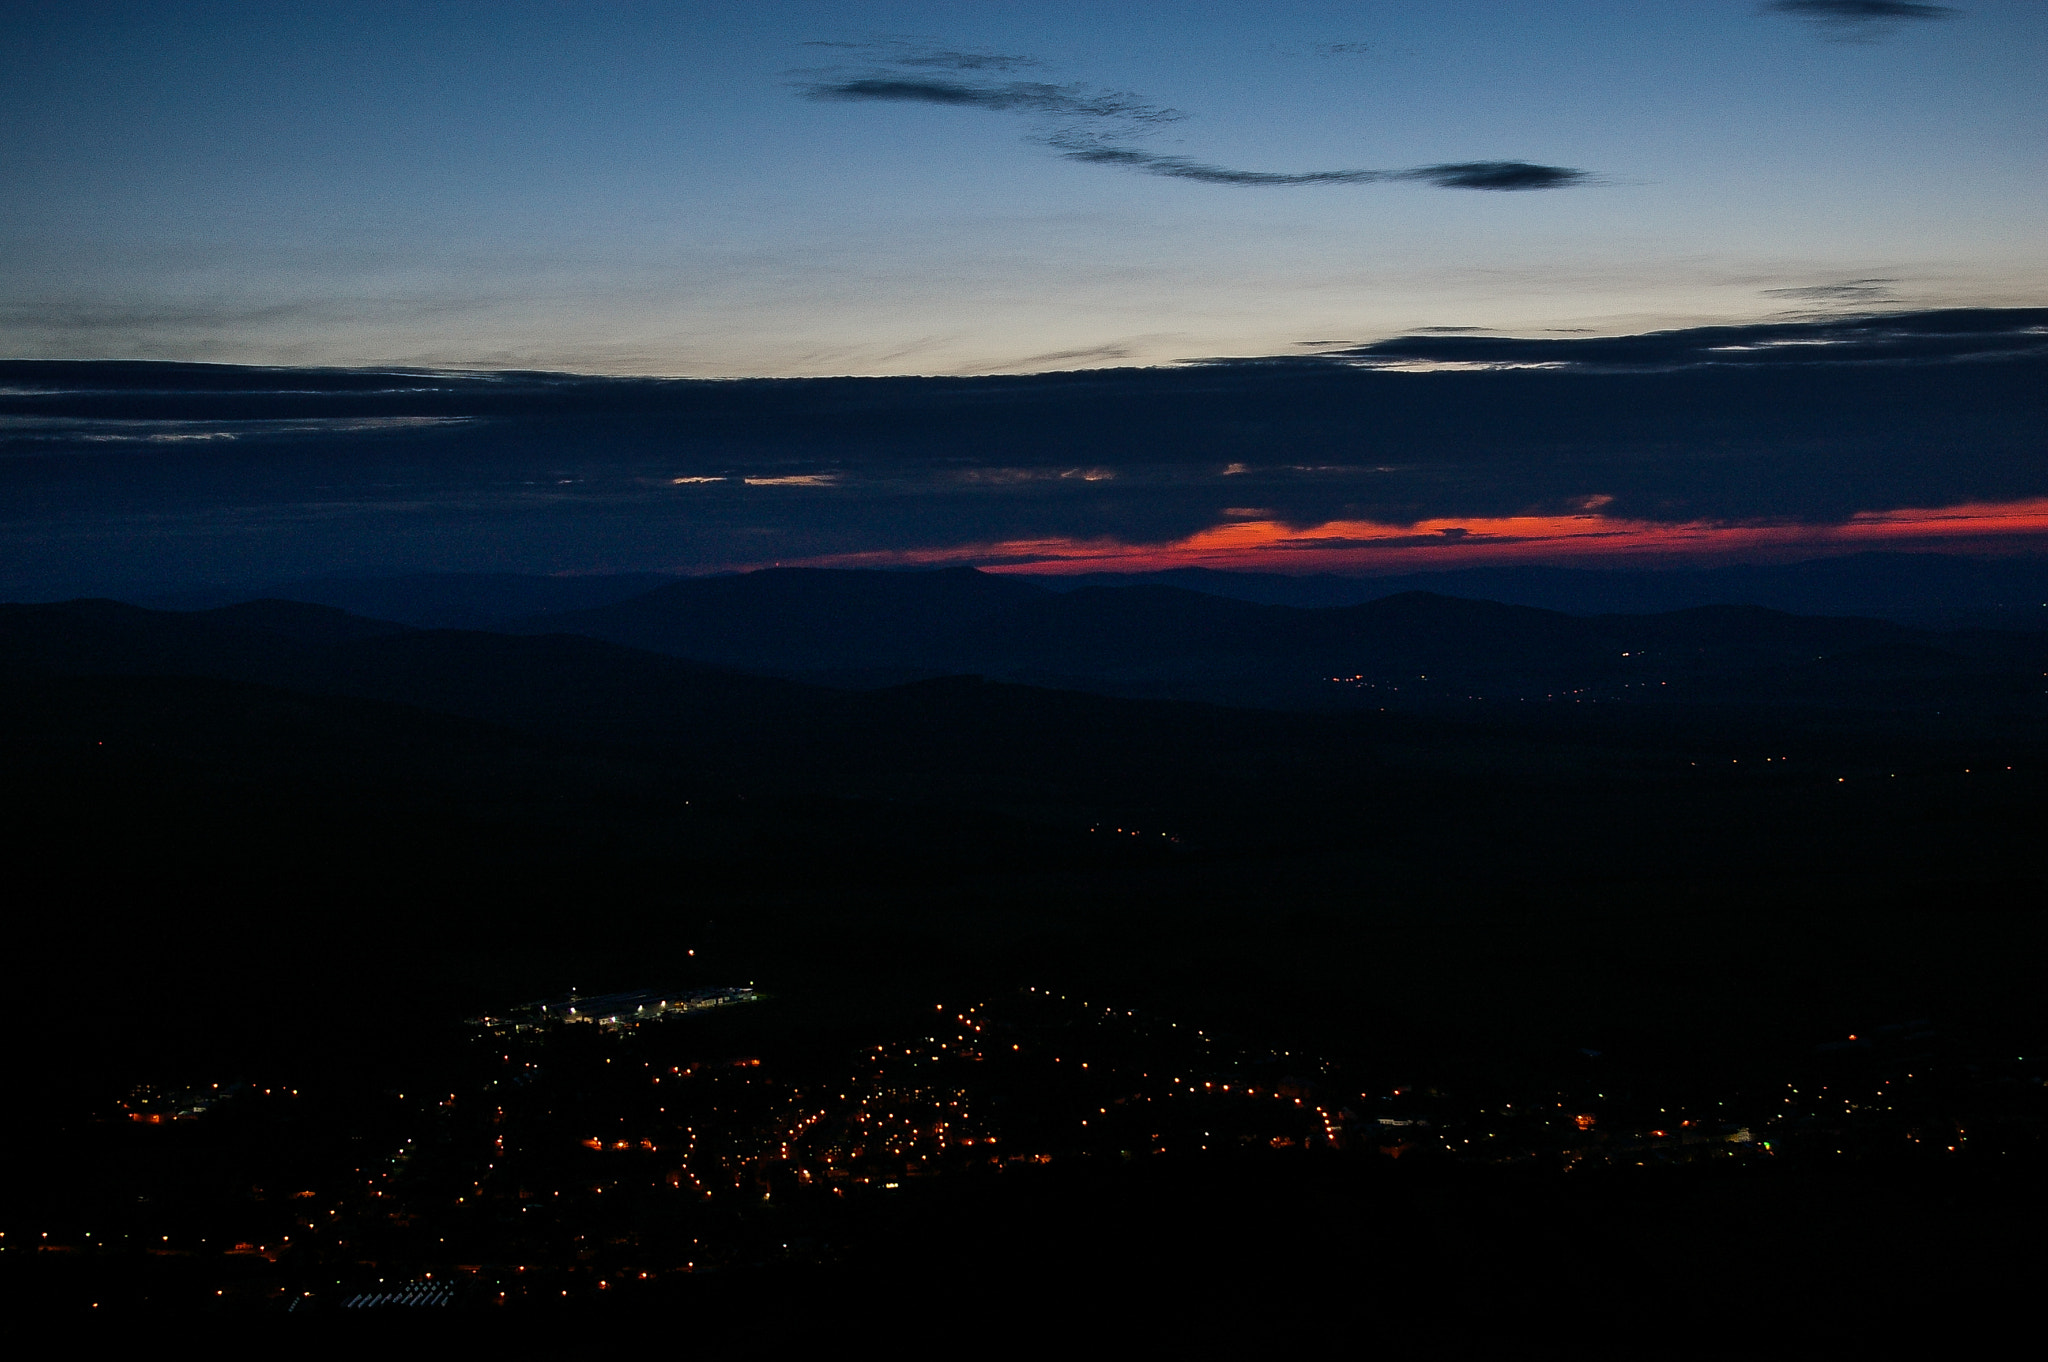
[2,570,2044,1341]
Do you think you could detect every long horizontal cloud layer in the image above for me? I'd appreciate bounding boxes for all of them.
[1317,308,2047,369]
[808,77,1183,125]
[2,309,2042,597]
[1045,134,1586,190]
[799,48,1588,191]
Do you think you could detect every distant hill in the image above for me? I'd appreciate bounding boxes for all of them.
[0,598,825,748]
[194,598,416,645]
[8,577,2046,1097]
[449,566,2048,716]
[7,588,2044,954]
[0,595,1419,828]
[11,580,2046,753]
[1024,553,2048,629]
[516,566,1050,672]
[117,552,2048,643]
[140,571,679,630]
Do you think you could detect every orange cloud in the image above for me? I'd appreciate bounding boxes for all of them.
[796,497,2048,575]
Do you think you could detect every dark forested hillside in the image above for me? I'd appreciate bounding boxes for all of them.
[4,577,2044,1330]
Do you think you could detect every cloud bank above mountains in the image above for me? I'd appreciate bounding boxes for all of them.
[3,310,2042,597]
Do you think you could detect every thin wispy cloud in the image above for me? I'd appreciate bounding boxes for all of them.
[1316,309,2047,372]
[956,341,1137,375]
[1045,132,1586,190]
[1762,278,1902,303]
[809,78,1182,125]
[801,40,1044,75]
[1763,1,1960,41]
[796,41,1590,192]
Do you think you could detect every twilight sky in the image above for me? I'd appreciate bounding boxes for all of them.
[2,3,2044,595]
[5,1,2044,376]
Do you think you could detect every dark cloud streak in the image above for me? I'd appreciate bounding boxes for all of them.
[1407,162,1589,191]
[1763,1,1960,40]
[805,78,1182,125]
[1766,1,1957,17]
[1043,135,1381,187]
[1762,279,1901,304]
[799,42,1591,192]
[1047,140,1586,191]
[1322,309,2047,371]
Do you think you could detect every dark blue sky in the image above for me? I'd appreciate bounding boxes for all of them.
[5,2,2043,375]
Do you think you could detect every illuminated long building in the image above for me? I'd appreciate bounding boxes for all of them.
[469,986,759,1032]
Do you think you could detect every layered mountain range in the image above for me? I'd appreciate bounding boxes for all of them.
[98,561,2048,719]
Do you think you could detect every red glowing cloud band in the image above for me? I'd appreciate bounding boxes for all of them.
[797,497,2048,576]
